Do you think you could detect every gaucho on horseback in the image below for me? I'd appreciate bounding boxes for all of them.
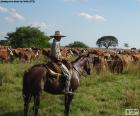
[23,31,91,116]
[49,31,73,95]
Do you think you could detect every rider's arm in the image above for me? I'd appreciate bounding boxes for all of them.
[54,41,63,60]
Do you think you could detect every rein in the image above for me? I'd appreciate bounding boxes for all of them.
[73,66,87,78]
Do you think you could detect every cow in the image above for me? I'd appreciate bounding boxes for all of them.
[0,48,14,62]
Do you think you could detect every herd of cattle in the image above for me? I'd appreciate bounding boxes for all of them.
[0,47,140,74]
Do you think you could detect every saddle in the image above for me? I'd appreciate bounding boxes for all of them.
[45,59,72,80]
[47,61,62,73]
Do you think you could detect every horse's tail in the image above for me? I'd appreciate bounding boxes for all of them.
[22,70,30,96]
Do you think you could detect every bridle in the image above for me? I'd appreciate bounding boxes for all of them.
[72,55,91,78]
[72,64,88,78]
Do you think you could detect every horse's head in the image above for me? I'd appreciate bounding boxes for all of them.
[72,53,92,76]
[73,53,91,75]
[83,54,91,75]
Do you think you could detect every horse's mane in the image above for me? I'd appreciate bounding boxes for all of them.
[71,54,86,64]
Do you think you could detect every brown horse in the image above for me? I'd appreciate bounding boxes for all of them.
[23,54,91,116]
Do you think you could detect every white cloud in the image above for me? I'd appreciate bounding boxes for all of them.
[94,14,107,21]
[0,6,8,13]
[0,32,6,39]
[5,17,15,23]
[0,32,6,36]
[27,22,57,35]
[79,12,107,22]
[27,22,49,31]
[0,6,25,22]
[9,8,25,21]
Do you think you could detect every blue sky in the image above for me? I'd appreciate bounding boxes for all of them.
[0,0,140,48]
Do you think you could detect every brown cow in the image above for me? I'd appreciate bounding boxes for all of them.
[107,54,124,73]
[0,48,14,62]
[13,48,40,63]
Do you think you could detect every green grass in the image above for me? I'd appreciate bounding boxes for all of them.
[0,59,140,116]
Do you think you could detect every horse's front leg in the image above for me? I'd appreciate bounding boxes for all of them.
[33,94,41,116]
[64,94,74,116]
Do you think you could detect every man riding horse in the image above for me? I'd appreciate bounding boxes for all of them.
[49,31,73,95]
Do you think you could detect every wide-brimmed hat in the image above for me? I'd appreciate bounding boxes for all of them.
[50,31,66,38]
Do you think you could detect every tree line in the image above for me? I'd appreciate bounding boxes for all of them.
[0,26,122,49]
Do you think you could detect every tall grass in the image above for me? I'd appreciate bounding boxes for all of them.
[0,58,140,116]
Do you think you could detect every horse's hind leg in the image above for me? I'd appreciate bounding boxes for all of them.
[23,94,32,116]
[64,94,74,116]
[33,94,40,116]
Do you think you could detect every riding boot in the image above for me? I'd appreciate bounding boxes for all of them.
[60,64,73,95]
[65,76,73,95]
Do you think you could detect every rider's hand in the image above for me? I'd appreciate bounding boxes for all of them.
[62,57,68,61]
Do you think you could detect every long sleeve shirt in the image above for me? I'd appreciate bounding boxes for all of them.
[50,39,62,60]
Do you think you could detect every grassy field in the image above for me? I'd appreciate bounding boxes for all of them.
[0,57,140,116]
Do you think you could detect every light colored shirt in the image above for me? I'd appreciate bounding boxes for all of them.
[50,39,62,60]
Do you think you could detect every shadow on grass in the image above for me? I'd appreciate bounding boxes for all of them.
[0,110,23,116]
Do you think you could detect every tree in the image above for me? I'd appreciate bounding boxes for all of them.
[0,40,9,46]
[5,26,50,48]
[124,43,129,48]
[96,36,118,49]
[66,41,89,48]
